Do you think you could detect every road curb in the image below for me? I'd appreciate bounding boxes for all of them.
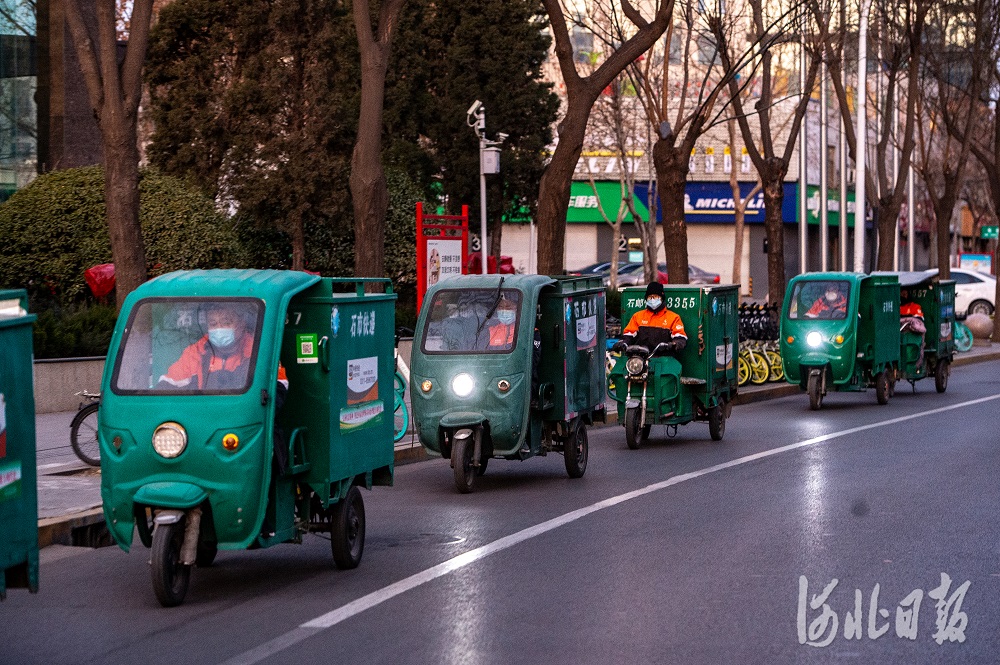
[35,348,999,549]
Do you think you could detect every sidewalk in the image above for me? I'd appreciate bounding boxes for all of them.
[34,342,1000,547]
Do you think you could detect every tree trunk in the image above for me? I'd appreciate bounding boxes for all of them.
[933,196,955,280]
[351,53,389,279]
[876,195,904,270]
[760,158,788,307]
[536,100,592,275]
[103,124,148,309]
[652,138,689,285]
[289,209,305,272]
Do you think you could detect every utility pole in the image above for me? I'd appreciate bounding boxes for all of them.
[467,100,507,274]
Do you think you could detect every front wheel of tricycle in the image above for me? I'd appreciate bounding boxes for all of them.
[708,404,726,441]
[875,371,890,405]
[807,372,823,411]
[331,486,365,569]
[451,431,476,493]
[624,407,643,450]
[564,423,588,478]
[151,520,191,608]
[935,360,950,393]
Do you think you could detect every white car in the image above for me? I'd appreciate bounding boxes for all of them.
[924,268,996,316]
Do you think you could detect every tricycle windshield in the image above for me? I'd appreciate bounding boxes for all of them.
[421,289,523,354]
[111,298,264,395]
[787,280,851,321]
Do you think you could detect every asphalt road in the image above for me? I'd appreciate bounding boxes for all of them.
[4,361,1000,664]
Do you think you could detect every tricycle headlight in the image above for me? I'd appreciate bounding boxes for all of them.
[451,373,475,397]
[625,356,646,375]
[806,331,823,348]
[152,422,187,458]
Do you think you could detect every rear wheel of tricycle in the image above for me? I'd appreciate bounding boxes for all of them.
[564,423,588,478]
[625,407,644,450]
[875,371,890,405]
[451,431,476,493]
[807,372,823,411]
[331,486,365,569]
[151,520,190,608]
[708,404,726,441]
[935,360,950,393]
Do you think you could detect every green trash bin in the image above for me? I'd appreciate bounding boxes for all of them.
[0,290,39,599]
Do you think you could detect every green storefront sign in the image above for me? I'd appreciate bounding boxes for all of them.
[802,185,856,227]
[981,225,998,239]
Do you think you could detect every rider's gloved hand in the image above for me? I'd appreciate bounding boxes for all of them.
[612,340,628,353]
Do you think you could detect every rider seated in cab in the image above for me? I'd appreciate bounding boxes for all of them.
[804,282,848,319]
[617,282,688,353]
[900,293,927,369]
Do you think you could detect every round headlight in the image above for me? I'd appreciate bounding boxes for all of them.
[452,373,475,397]
[625,356,646,375]
[152,422,187,458]
[806,331,823,348]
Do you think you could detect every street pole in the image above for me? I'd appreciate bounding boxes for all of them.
[820,55,829,271]
[479,133,488,275]
[839,0,848,271]
[908,162,915,269]
[892,84,900,271]
[799,10,809,274]
[854,0,870,273]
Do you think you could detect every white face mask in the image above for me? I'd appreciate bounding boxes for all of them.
[825,291,838,302]
[646,297,662,310]
[497,310,516,325]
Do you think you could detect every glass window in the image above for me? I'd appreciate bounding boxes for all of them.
[951,272,979,284]
[112,298,263,395]
[787,280,850,320]
[421,289,523,354]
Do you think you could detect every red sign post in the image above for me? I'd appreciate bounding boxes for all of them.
[416,202,469,312]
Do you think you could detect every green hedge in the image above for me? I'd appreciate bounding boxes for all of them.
[33,303,118,359]
[0,166,239,307]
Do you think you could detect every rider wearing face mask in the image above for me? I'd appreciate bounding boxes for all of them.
[487,297,518,350]
[159,303,266,390]
[805,283,848,319]
[618,282,688,353]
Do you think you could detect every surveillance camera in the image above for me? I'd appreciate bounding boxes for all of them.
[497,132,509,142]
[467,100,483,116]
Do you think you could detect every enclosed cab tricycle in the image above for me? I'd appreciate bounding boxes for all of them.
[607,284,739,447]
[410,274,606,493]
[780,272,900,410]
[100,270,396,606]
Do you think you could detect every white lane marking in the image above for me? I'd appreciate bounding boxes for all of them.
[220,392,1000,665]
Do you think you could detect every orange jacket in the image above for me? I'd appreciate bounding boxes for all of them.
[806,294,847,318]
[900,302,924,319]
[162,335,254,389]
[623,307,687,339]
[487,322,516,349]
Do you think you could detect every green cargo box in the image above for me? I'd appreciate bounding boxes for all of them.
[0,290,39,598]
[280,279,397,505]
[537,276,607,422]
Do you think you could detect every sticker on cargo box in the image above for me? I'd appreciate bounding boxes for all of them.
[340,400,385,432]
[296,333,319,364]
[0,392,6,458]
[715,342,734,370]
[347,356,379,404]
[0,460,21,502]
[576,315,597,350]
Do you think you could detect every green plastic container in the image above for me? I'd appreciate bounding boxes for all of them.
[537,276,607,422]
[0,290,39,598]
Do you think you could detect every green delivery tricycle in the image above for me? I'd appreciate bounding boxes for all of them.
[780,272,900,410]
[99,270,396,606]
[876,271,956,393]
[410,274,606,493]
[607,285,740,447]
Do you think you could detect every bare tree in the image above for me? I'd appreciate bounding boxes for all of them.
[351,0,406,280]
[714,0,816,305]
[725,111,761,289]
[66,0,153,307]
[537,0,673,275]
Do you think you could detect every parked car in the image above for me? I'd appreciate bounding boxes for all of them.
[924,268,996,316]
[567,261,614,277]
[603,262,720,288]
